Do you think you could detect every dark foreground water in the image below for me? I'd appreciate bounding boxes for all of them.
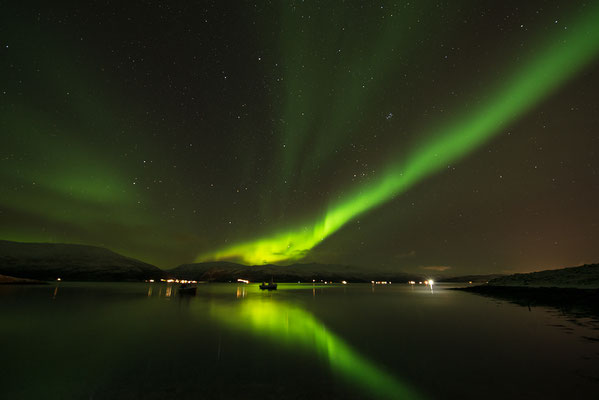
[1,282,599,399]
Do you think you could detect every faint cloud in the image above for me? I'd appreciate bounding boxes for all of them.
[394,250,416,259]
[419,265,451,272]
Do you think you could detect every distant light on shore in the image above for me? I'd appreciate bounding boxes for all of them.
[158,278,197,284]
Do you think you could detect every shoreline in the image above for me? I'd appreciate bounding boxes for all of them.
[0,274,47,285]
[454,285,599,318]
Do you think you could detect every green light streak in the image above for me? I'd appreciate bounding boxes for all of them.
[197,4,599,265]
[208,297,423,400]
[0,80,177,264]
[275,2,431,194]
[0,110,144,226]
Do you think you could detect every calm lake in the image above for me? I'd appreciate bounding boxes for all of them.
[1,282,599,399]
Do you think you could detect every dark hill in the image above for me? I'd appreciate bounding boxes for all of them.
[167,261,422,283]
[455,264,599,319]
[0,240,164,281]
[0,273,46,284]
[439,274,506,283]
[485,263,599,289]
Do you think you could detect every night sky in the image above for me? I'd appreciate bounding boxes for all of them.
[2,1,598,274]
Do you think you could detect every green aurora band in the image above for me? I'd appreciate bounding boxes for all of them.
[207,296,424,399]
[197,4,599,265]
[275,3,430,184]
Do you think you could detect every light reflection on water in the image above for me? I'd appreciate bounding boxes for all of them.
[205,292,422,400]
[1,282,599,399]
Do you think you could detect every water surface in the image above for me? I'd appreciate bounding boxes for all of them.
[1,282,599,399]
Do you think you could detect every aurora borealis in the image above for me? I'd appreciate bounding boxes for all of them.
[2,1,599,273]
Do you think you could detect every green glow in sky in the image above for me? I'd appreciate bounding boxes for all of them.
[197,4,599,265]
[208,297,423,399]
[276,3,425,184]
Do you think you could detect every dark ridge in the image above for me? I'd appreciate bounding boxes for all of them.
[166,261,423,283]
[0,240,164,281]
[0,273,47,285]
[486,263,599,288]
[438,274,506,283]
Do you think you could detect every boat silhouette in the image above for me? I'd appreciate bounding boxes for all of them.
[259,278,277,290]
